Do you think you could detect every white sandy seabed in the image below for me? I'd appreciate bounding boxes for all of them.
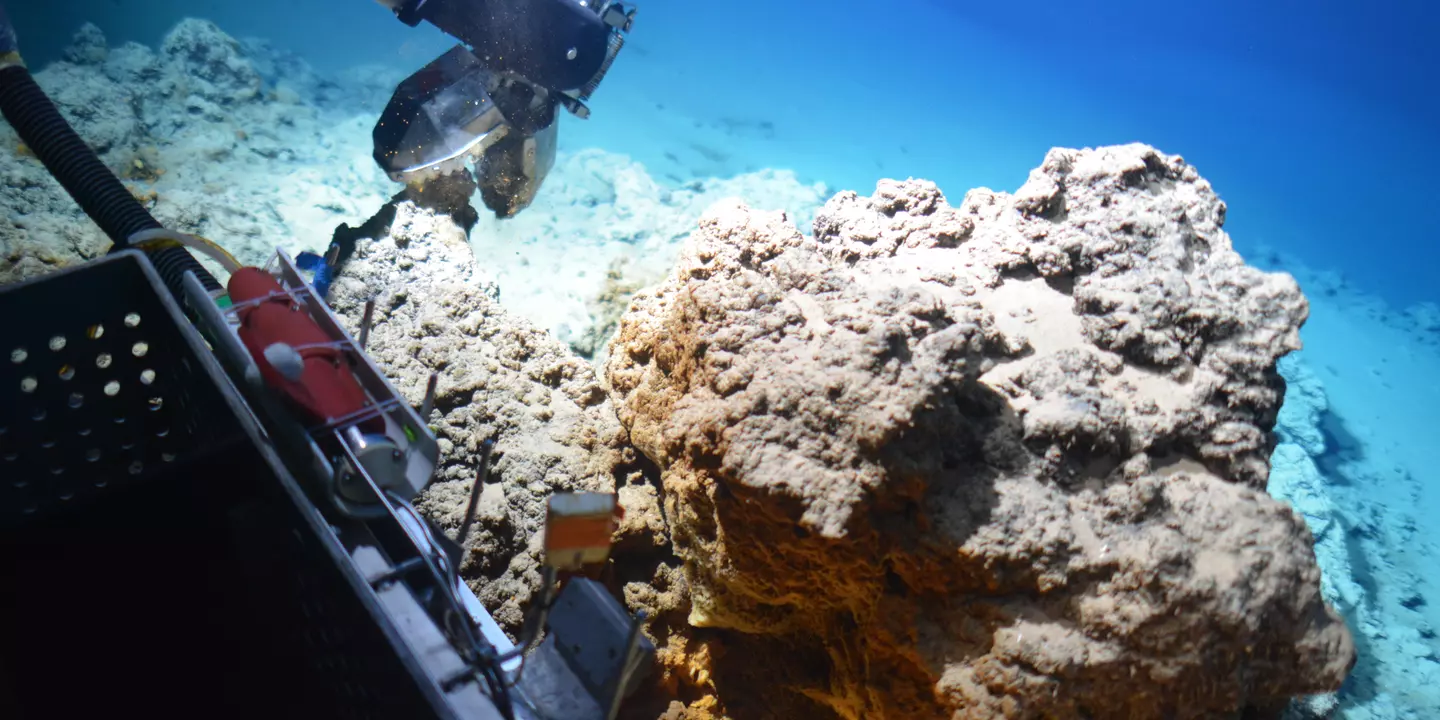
[0,19,1436,720]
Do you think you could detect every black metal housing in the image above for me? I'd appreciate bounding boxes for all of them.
[405,0,611,94]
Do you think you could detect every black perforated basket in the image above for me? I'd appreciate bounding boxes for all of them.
[0,251,453,719]
[0,252,233,519]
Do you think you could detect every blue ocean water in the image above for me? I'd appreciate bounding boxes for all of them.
[11,0,1440,716]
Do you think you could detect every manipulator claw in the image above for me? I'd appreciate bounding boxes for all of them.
[374,0,638,218]
[371,45,557,218]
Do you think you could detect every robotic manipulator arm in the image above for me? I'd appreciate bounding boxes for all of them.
[374,0,637,217]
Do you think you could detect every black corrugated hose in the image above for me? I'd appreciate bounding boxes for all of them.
[0,2,221,301]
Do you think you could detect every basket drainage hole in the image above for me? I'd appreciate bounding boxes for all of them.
[162,452,176,463]
[78,427,91,437]
[49,466,64,476]
[128,461,143,475]
[20,376,37,393]
[124,312,141,329]
[40,439,56,449]
[68,392,84,408]
[59,491,74,501]
[96,352,112,369]
[4,452,17,462]
[21,505,35,516]
[155,427,170,438]
[58,364,75,381]
[86,448,101,462]
[48,335,66,352]
[140,369,156,385]
[104,380,120,396]
[32,409,46,422]
[147,397,164,411]
[87,324,105,340]
[131,341,149,358]
[95,478,108,488]
[13,479,27,488]
[9,347,26,364]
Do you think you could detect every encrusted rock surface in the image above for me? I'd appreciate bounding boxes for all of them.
[327,202,657,631]
[605,144,1355,719]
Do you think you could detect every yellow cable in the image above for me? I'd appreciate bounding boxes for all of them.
[128,229,243,275]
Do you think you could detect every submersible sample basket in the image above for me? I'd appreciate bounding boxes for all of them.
[0,250,455,719]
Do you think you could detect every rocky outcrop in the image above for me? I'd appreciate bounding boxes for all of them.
[0,20,396,286]
[606,144,1355,718]
[326,202,658,630]
[157,18,263,112]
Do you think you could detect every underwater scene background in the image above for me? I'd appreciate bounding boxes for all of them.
[3,0,1438,717]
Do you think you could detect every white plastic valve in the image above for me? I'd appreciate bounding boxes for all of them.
[263,342,305,382]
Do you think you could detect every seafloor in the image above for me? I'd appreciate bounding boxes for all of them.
[1,19,1437,720]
